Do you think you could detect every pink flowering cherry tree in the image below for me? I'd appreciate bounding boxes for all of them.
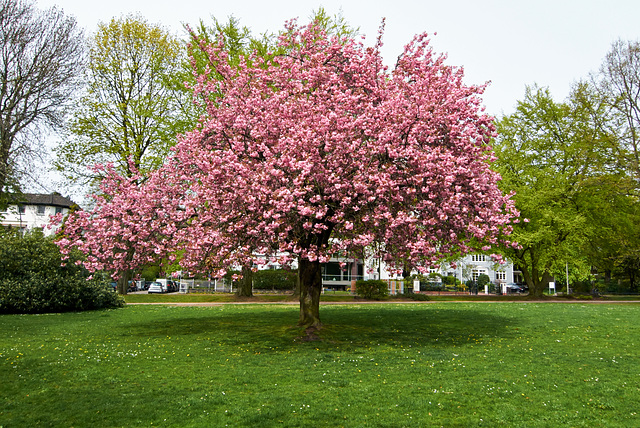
[57,20,518,327]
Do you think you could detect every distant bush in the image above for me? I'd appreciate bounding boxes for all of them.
[0,229,124,314]
[401,292,430,301]
[441,275,460,286]
[253,269,297,290]
[356,279,389,300]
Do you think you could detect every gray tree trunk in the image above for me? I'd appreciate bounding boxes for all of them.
[235,264,253,297]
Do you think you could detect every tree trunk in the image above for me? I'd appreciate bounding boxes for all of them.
[540,270,554,294]
[236,264,253,297]
[292,268,301,298]
[298,258,323,328]
[117,269,132,295]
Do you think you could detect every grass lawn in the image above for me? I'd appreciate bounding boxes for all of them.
[2,302,639,427]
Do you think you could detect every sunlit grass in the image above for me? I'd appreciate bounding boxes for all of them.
[2,302,639,427]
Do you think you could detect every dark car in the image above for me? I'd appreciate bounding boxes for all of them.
[505,283,524,293]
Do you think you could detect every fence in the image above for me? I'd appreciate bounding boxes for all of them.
[179,279,234,293]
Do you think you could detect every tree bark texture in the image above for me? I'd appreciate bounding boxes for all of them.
[298,258,323,328]
[236,264,254,297]
[117,269,132,295]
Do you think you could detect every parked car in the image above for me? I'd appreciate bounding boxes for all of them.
[155,278,179,293]
[147,282,167,294]
[505,283,524,293]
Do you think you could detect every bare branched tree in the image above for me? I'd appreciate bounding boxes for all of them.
[594,39,640,181]
[0,0,84,204]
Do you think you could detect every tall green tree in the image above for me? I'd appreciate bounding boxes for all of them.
[494,86,621,296]
[0,0,84,206]
[55,15,184,186]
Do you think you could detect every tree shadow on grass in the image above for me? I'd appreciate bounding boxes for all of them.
[115,304,518,352]
[319,305,517,349]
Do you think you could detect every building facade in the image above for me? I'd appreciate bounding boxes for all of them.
[368,253,521,291]
[0,193,76,236]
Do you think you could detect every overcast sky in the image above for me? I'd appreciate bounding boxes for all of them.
[37,0,640,116]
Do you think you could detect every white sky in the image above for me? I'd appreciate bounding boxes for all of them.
[37,0,640,116]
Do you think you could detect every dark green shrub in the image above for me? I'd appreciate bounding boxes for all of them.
[477,274,490,288]
[355,279,389,300]
[442,275,460,286]
[253,269,297,290]
[401,292,430,301]
[0,229,124,314]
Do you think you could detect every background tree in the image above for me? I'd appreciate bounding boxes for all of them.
[55,15,184,187]
[494,86,624,296]
[577,40,640,290]
[0,0,84,206]
[58,20,517,327]
[169,16,268,142]
[592,39,640,183]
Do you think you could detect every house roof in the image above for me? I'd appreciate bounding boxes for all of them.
[17,193,77,209]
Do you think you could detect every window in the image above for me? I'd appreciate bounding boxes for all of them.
[55,207,63,214]
[18,205,25,214]
[37,205,46,215]
[472,269,488,281]
[496,271,506,281]
[471,254,486,262]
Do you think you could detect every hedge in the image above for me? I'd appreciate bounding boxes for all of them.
[0,229,124,314]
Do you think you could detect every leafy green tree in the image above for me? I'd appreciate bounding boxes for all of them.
[580,40,640,290]
[0,0,84,205]
[494,86,620,297]
[55,15,184,186]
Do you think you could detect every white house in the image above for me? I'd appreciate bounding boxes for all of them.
[366,253,522,291]
[259,252,521,292]
[0,193,76,236]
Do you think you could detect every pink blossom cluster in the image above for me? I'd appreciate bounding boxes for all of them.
[56,21,518,278]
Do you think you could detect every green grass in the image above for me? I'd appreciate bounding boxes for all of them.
[2,302,640,427]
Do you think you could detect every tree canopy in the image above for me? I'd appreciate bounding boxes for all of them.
[0,0,84,205]
[57,20,517,326]
[493,85,633,296]
[55,15,184,187]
